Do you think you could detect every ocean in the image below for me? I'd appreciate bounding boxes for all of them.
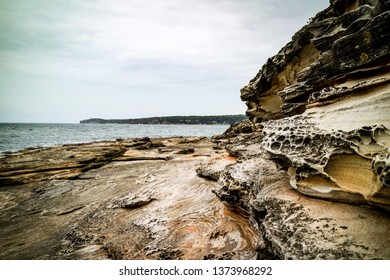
[0,123,229,153]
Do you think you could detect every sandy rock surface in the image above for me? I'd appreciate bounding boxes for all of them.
[0,137,257,260]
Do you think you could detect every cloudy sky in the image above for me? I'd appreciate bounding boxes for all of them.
[0,0,329,123]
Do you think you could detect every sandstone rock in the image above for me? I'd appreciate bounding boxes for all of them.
[241,0,390,123]
[196,153,237,181]
[175,148,195,154]
[239,0,390,210]
[214,150,390,259]
[1,0,390,261]
[110,193,157,209]
[206,0,390,260]
[0,138,257,260]
[260,118,390,210]
[222,119,262,138]
[0,141,126,185]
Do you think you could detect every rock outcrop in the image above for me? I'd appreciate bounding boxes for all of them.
[1,0,389,261]
[238,0,390,210]
[207,141,390,259]
[0,138,257,260]
[205,0,390,259]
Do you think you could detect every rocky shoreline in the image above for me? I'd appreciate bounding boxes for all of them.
[0,136,257,259]
[1,0,390,260]
[1,132,389,259]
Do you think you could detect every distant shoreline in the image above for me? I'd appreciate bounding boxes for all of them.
[0,123,230,153]
[80,114,247,125]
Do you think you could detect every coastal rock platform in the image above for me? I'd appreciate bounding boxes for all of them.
[0,137,257,260]
[2,0,390,260]
[1,135,390,259]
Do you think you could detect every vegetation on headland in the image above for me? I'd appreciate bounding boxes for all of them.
[80,115,247,125]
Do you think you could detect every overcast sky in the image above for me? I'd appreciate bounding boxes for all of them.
[0,0,329,123]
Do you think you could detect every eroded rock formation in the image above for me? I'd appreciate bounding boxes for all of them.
[239,0,390,211]
[0,138,257,260]
[1,0,390,260]
[198,0,390,259]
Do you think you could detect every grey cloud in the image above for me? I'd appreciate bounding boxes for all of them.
[0,0,329,123]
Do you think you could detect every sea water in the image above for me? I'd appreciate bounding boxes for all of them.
[0,123,229,153]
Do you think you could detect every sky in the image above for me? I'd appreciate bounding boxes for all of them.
[0,0,329,123]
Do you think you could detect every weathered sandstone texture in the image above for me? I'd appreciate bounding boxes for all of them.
[202,138,390,259]
[240,0,390,211]
[1,0,390,260]
[0,138,257,260]
[197,0,390,259]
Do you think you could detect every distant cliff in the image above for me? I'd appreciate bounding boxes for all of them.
[80,115,247,125]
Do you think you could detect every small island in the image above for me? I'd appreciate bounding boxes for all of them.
[80,114,247,125]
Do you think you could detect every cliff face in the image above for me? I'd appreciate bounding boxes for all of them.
[199,0,390,259]
[240,0,390,210]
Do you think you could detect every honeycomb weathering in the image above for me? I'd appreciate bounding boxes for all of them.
[208,0,390,260]
[260,116,390,209]
[236,0,390,211]
[373,152,390,187]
